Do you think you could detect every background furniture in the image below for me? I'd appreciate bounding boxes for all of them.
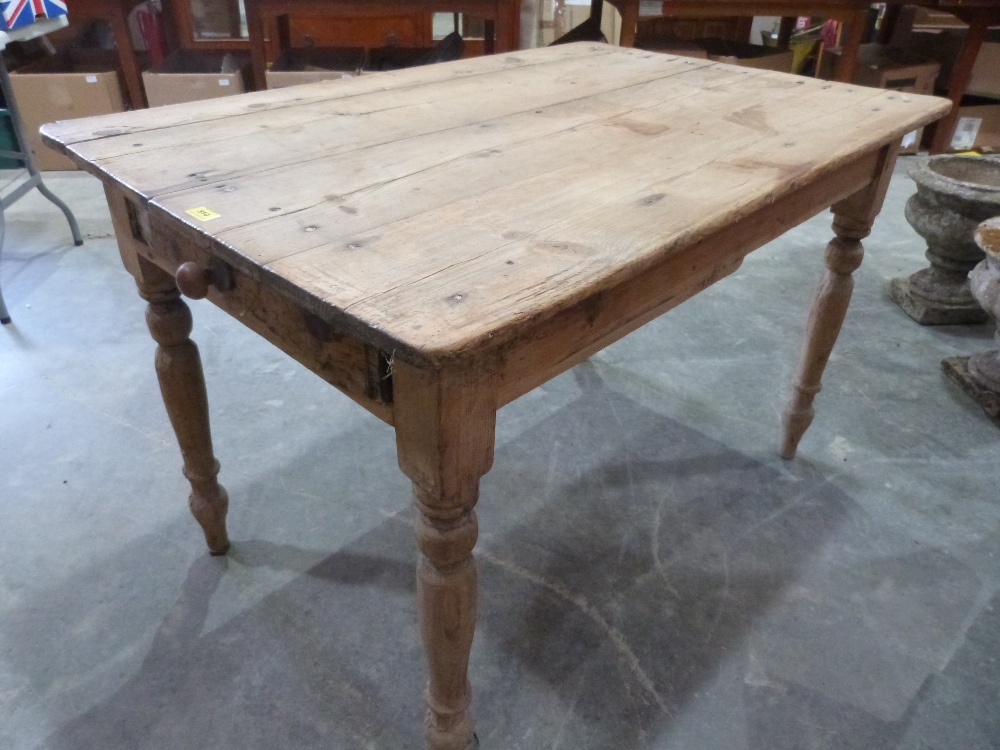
[581,0,1000,153]
[68,0,165,109]
[244,0,521,89]
[0,16,82,325]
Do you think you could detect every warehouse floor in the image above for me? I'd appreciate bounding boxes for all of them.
[2,160,998,750]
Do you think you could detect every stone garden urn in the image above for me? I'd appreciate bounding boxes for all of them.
[888,155,1000,325]
[943,217,1000,426]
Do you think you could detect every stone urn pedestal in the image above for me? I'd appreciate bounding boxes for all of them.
[889,155,1000,325]
[943,217,1000,426]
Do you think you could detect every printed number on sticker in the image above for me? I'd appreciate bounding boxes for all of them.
[186,207,221,221]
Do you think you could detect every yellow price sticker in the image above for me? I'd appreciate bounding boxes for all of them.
[185,206,221,221]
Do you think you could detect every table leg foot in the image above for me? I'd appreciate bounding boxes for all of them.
[140,275,230,554]
[781,214,866,459]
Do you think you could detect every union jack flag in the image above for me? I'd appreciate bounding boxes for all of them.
[2,0,67,31]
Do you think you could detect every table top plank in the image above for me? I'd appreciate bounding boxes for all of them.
[260,82,941,357]
[52,47,704,200]
[155,62,768,264]
[43,42,609,148]
[220,68,857,271]
[42,43,948,365]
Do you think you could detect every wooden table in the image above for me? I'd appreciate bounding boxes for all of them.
[245,0,522,90]
[592,0,999,153]
[42,43,946,749]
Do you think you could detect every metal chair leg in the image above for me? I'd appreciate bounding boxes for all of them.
[0,48,84,325]
[0,207,10,324]
[35,179,83,246]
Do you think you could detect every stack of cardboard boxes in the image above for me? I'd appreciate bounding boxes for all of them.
[9,50,126,171]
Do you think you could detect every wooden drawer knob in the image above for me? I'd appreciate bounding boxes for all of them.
[176,262,214,299]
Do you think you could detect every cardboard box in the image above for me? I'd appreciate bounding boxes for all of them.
[968,43,1000,100]
[888,6,1000,95]
[143,51,250,107]
[8,50,126,171]
[949,102,1000,153]
[266,48,366,89]
[695,39,794,73]
[852,44,939,94]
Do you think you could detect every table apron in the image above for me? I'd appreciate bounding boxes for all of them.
[107,186,396,425]
[105,145,883,419]
[495,147,883,408]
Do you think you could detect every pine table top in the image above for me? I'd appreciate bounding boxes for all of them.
[43,42,948,363]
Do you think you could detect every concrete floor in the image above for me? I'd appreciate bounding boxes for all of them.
[1,161,998,750]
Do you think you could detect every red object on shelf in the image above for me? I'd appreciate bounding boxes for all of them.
[136,3,168,65]
[820,18,839,49]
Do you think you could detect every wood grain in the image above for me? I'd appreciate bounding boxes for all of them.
[42,42,609,148]
[46,45,948,370]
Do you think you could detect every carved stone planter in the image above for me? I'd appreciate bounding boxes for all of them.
[943,217,1000,426]
[888,155,1000,325]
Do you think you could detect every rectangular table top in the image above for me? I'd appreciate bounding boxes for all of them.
[43,43,947,364]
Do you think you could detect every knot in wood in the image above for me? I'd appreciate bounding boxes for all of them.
[416,511,478,569]
[145,299,193,345]
[825,237,864,275]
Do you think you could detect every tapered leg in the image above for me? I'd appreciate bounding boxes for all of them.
[415,490,479,750]
[781,143,900,459]
[0,207,10,325]
[780,214,867,459]
[394,360,497,750]
[138,261,230,554]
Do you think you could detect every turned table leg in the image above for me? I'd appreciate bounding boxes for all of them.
[394,361,496,750]
[102,184,231,554]
[137,258,231,555]
[781,214,867,459]
[781,144,900,459]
